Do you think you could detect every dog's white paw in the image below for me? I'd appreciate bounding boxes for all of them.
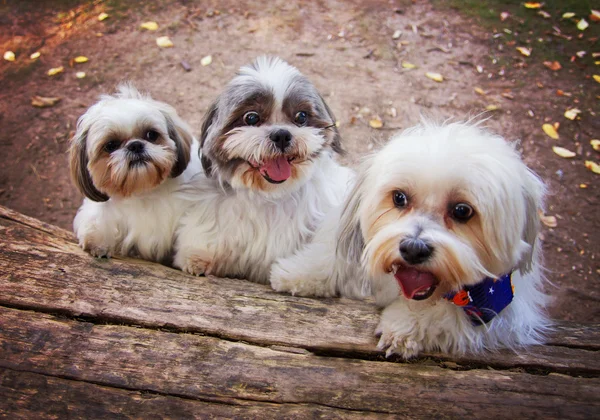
[178,251,213,277]
[375,311,423,359]
[80,235,115,259]
[270,263,334,297]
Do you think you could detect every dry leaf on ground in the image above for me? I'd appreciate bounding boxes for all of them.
[564,108,581,120]
[156,36,174,48]
[75,71,86,79]
[540,213,558,228]
[31,96,61,108]
[562,12,575,19]
[543,61,561,71]
[577,18,589,30]
[552,146,576,158]
[73,56,88,64]
[523,2,542,9]
[98,12,109,21]
[47,67,64,76]
[538,11,551,18]
[516,47,532,57]
[140,21,159,31]
[485,104,500,111]
[201,55,212,66]
[584,161,600,174]
[402,62,416,69]
[593,75,600,83]
[392,30,402,39]
[591,10,600,22]
[3,51,15,62]
[500,12,510,21]
[591,140,600,151]
[369,117,383,129]
[542,123,559,139]
[474,87,486,95]
[30,52,40,60]
[425,72,443,82]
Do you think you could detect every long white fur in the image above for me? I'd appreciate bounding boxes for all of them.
[271,120,551,358]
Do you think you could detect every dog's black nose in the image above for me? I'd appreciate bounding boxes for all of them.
[127,141,145,154]
[399,239,434,265]
[269,129,292,151]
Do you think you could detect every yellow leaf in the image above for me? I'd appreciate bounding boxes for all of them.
[140,21,159,31]
[564,108,581,120]
[591,10,600,22]
[516,47,532,57]
[75,71,86,79]
[539,212,557,228]
[485,104,500,111]
[593,75,600,83]
[552,146,576,158]
[3,51,15,62]
[47,66,64,76]
[425,72,443,82]
[584,161,600,174]
[542,123,559,139]
[591,140,600,151]
[538,10,551,18]
[369,117,383,129]
[401,62,416,69]
[524,2,542,9]
[474,87,486,95]
[156,36,174,48]
[31,96,61,108]
[201,55,212,66]
[543,61,561,71]
[98,12,109,21]
[73,56,88,63]
[30,51,40,60]
[577,18,589,31]
[562,12,575,19]
[579,183,588,189]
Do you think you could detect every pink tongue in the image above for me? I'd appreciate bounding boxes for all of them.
[259,156,291,182]
[394,267,437,299]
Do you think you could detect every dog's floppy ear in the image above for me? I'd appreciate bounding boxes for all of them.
[199,101,218,177]
[319,94,344,155]
[69,123,109,202]
[518,169,546,273]
[336,171,366,264]
[161,111,193,178]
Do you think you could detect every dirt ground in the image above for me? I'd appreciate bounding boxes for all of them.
[1,0,598,322]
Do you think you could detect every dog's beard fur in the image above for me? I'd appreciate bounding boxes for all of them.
[200,56,342,198]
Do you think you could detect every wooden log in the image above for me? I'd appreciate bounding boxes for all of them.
[1,306,598,418]
[0,204,599,376]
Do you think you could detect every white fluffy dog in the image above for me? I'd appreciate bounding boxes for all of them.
[174,57,353,283]
[70,84,200,263]
[271,121,551,358]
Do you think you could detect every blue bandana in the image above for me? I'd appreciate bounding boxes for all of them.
[444,273,514,326]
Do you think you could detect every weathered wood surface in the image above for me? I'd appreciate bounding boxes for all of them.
[1,205,599,418]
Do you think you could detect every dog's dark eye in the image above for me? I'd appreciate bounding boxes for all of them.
[392,190,408,208]
[104,140,121,153]
[145,130,159,142]
[294,111,308,126]
[452,203,474,222]
[244,111,260,126]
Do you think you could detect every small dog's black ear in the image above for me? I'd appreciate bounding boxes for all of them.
[319,94,344,155]
[162,111,192,178]
[518,169,546,273]
[336,171,366,263]
[199,101,219,177]
[69,128,109,202]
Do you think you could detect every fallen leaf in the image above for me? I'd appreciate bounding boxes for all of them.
[584,161,600,174]
[73,56,88,64]
[562,12,575,19]
[156,36,174,48]
[31,96,61,108]
[516,47,532,57]
[576,51,586,58]
[425,72,443,82]
[392,30,402,39]
[593,75,600,83]
[580,183,588,189]
[501,92,515,100]
[591,140,600,151]
[524,2,542,9]
[30,51,40,60]
[564,108,581,120]
[591,10,600,22]
[543,61,561,71]
[500,12,510,21]
[3,51,15,62]
[140,21,159,31]
[577,18,589,31]
[542,123,559,139]
[47,66,64,76]
[98,12,109,21]
[552,146,576,158]
[474,87,486,95]
[369,117,383,129]
[75,71,86,79]
[538,10,551,18]
[401,61,416,69]
[200,55,212,66]
[539,212,558,228]
[485,104,500,111]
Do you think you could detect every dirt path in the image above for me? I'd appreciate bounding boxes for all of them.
[1,0,598,322]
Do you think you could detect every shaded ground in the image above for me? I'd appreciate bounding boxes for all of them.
[0,0,598,322]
